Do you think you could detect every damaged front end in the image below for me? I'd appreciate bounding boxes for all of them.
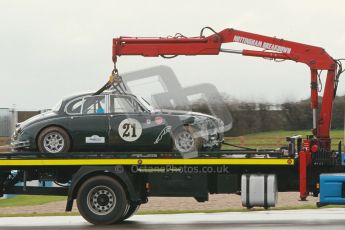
[193,116,224,150]
[10,125,32,151]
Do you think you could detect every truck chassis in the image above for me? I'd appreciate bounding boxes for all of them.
[0,149,344,225]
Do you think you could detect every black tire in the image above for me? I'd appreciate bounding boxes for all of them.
[77,175,128,225]
[172,126,203,153]
[37,126,71,153]
[119,203,140,222]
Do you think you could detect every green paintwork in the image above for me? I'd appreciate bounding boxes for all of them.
[11,93,222,152]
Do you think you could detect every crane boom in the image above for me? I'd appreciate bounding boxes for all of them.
[112,27,338,150]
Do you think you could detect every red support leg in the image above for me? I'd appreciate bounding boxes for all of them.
[299,151,308,200]
[299,141,311,201]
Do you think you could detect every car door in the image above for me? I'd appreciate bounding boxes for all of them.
[66,95,109,151]
[108,95,167,151]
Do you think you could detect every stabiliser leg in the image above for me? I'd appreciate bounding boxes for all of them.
[299,147,311,200]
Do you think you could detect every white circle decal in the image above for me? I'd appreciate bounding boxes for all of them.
[118,118,142,142]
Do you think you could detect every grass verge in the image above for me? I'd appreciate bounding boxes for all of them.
[0,195,66,207]
[223,129,344,150]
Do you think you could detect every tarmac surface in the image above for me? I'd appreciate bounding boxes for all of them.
[1,208,345,230]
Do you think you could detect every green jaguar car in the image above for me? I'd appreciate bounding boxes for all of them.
[11,92,224,154]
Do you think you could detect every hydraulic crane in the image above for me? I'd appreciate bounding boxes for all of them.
[111,27,344,199]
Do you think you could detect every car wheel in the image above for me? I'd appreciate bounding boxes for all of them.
[173,126,202,153]
[77,176,128,225]
[37,126,71,153]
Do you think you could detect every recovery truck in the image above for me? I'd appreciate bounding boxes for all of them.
[1,27,345,225]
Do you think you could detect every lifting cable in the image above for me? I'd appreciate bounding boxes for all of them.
[334,59,345,98]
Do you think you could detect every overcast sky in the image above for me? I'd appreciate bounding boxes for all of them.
[0,0,345,110]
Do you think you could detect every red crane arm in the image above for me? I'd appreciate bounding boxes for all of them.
[112,28,338,149]
[113,28,335,70]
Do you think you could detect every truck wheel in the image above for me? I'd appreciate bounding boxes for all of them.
[37,126,71,153]
[77,176,128,225]
[173,126,202,153]
[119,203,140,221]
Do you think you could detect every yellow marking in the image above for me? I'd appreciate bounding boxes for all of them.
[0,158,294,166]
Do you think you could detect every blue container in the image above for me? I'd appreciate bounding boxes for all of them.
[319,173,345,205]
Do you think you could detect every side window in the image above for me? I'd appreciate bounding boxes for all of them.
[65,97,83,114]
[82,96,106,114]
[110,96,144,113]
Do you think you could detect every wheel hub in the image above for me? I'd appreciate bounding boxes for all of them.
[97,194,109,206]
[175,131,194,152]
[87,186,116,215]
[43,132,65,153]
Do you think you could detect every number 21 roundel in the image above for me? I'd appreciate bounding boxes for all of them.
[118,118,142,142]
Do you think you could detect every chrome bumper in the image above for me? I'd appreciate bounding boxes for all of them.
[11,140,30,149]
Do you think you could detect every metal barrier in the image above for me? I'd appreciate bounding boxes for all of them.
[0,108,17,137]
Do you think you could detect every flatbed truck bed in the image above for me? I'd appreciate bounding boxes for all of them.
[0,150,294,165]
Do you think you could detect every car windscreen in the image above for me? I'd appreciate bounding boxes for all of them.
[52,100,62,112]
[137,97,154,111]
